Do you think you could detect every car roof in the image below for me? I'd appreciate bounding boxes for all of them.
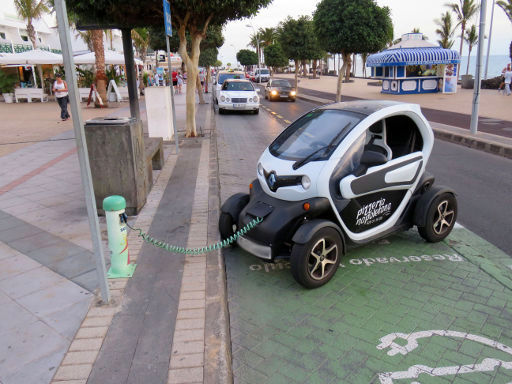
[224,78,251,83]
[218,70,244,75]
[318,100,417,116]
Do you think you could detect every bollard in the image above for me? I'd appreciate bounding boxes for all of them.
[103,195,136,278]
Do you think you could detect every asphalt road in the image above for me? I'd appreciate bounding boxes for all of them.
[253,87,512,255]
[272,77,512,138]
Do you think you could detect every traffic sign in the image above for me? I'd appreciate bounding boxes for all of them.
[163,0,172,37]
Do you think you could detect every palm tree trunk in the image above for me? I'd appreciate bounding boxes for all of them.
[466,47,472,75]
[92,30,108,107]
[458,23,466,80]
[27,20,37,49]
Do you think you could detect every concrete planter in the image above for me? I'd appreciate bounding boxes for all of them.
[2,93,14,103]
[461,74,474,89]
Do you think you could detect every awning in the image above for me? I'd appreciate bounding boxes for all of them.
[74,50,143,65]
[367,47,460,67]
[0,49,63,65]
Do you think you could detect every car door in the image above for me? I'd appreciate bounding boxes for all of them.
[337,116,424,234]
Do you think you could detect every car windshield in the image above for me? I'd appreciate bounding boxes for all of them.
[218,73,243,84]
[272,80,291,87]
[222,81,254,91]
[269,109,365,161]
[259,69,270,74]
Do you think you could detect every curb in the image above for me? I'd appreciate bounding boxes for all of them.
[297,93,512,160]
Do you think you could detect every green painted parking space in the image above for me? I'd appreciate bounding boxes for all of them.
[224,227,512,384]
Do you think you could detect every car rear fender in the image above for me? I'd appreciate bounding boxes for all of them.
[413,185,456,227]
[292,219,346,254]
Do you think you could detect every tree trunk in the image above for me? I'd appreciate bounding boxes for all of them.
[458,22,465,80]
[205,66,211,93]
[294,59,299,89]
[336,57,348,103]
[343,52,352,83]
[92,30,108,107]
[27,20,37,49]
[196,73,205,104]
[466,47,472,75]
[312,60,317,79]
[179,26,203,138]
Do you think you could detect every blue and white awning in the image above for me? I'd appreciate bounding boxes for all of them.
[366,47,460,67]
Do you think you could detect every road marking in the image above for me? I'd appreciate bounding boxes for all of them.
[284,119,291,124]
[276,115,283,119]
[271,111,277,115]
[377,330,512,383]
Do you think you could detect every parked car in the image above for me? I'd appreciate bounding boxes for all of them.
[253,68,270,83]
[216,79,260,114]
[264,79,297,101]
[213,70,245,104]
[219,100,457,288]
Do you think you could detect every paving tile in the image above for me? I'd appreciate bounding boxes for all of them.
[2,346,65,384]
[0,320,68,378]
[16,278,91,316]
[0,293,38,335]
[41,299,92,340]
[0,253,41,281]
[0,265,66,299]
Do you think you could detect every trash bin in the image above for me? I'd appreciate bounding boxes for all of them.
[84,117,148,215]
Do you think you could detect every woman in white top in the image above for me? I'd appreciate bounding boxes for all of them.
[52,73,70,121]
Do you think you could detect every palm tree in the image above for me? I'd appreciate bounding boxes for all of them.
[91,30,108,107]
[435,11,456,48]
[497,0,512,62]
[446,0,479,58]
[13,0,50,48]
[76,30,94,51]
[258,27,276,47]
[132,28,150,64]
[464,25,478,74]
[249,32,262,66]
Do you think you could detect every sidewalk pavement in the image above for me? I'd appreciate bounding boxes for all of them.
[0,86,223,384]
[275,74,512,159]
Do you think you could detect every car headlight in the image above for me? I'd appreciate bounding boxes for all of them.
[257,163,264,176]
[249,97,253,102]
[290,90,296,96]
[226,97,230,102]
[271,90,277,96]
[253,96,258,103]
[220,95,225,102]
[301,175,311,190]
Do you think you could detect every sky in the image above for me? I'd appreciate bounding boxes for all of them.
[217,0,512,66]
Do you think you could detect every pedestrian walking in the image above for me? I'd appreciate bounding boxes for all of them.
[177,72,183,94]
[504,64,512,96]
[52,73,70,121]
[199,70,206,91]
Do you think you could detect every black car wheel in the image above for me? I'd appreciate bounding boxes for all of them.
[418,193,457,242]
[291,227,342,288]
[219,212,238,242]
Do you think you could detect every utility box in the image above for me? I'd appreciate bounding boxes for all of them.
[84,117,149,215]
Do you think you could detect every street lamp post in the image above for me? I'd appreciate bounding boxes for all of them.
[246,24,260,68]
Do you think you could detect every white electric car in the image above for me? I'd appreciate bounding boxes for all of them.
[219,100,458,288]
[217,79,260,114]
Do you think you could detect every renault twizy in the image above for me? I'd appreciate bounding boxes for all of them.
[219,101,457,288]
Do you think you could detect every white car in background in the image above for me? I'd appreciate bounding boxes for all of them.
[217,79,260,114]
[213,70,245,104]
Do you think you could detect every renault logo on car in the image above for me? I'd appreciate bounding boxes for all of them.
[268,172,277,190]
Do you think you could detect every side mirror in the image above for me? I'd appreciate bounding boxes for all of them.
[360,151,387,167]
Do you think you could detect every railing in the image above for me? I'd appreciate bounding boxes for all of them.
[0,42,62,54]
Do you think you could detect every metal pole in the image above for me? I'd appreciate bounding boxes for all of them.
[470,0,487,135]
[54,0,110,303]
[484,0,495,79]
[121,29,140,121]
[166,36,179,154]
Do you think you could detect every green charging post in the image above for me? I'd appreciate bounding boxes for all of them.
[103,195,136,278]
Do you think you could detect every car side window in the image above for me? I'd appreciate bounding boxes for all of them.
[385,115,423,159]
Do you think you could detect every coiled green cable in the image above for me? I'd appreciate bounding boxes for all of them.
[125,216,263,255]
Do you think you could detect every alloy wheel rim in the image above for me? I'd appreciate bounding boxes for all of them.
[433,200,455,235]
[308,238,338,280]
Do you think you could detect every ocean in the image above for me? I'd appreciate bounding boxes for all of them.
[328,54,511,79]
